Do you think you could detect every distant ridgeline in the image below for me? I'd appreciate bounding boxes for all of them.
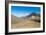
[26,13,40,17]
[26,13,40,22]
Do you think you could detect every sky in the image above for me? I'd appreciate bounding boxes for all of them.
[11,6,40,17]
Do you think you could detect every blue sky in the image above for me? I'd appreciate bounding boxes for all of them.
[11,6,40,17]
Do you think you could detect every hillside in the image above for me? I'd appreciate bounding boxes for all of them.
[11,13,40,29]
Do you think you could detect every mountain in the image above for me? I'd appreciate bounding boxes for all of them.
[11,15,22,24]
[26,13,40,17]
[11,12,40,24]
[11,13,40,29]
[20,13,40,19]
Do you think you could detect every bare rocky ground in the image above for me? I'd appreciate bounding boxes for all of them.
[11,19,40,29]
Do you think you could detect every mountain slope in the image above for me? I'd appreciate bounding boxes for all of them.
[11,15,22,24]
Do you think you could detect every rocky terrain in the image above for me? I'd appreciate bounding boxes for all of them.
[11,13,40,29]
